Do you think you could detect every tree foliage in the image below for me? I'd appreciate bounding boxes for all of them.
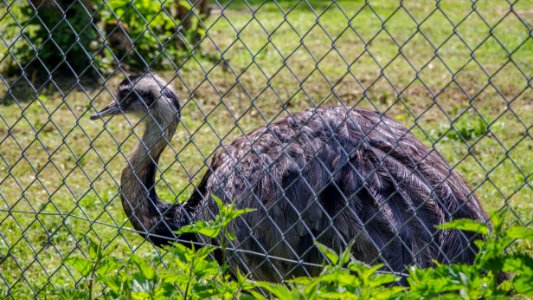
[1,0,209,76]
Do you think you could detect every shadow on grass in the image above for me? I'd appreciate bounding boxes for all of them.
[0,70,102,106]
[217,0,345,12]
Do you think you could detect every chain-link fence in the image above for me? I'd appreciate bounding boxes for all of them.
[0,0,531,297]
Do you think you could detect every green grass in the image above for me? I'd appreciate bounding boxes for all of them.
[0,0,532,297]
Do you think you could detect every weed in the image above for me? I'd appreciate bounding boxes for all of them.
[430,111,490,142]
[64,208,533,299]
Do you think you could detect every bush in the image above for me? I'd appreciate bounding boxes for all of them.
[62,200,533,299]
[0,0,209,77]
[98,0,208,72]
[1,0,99,78]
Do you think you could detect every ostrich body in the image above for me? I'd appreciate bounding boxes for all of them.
[92,73,488,282]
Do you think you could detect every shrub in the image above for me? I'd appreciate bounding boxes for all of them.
[98,0,208,72]
[1,0,99,78]
[0,0,209,77]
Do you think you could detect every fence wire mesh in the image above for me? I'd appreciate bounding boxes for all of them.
[0,0,531,297]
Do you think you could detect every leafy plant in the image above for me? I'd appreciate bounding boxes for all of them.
[254,212,533,299]
[64,208,533,299]
[98,0,206,71]
[62,238,121,299]
[0,0,209,76]
[400,214,533,299]
[431,111,490,141]
[1,1,99,77]
[255,242,405,300]
[63,195,256,299]
[177,195,255,263]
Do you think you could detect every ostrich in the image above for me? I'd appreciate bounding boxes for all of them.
[91,73,488,282]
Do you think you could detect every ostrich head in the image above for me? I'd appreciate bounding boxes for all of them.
[90,73,186,245]
[90,73,180,126]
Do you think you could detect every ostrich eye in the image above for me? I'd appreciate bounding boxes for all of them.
[118,89,129,101]
[139,91,157,105]
[122,90,159,111]
[115,89,141,110]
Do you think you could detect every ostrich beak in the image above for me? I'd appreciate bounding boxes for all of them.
[90,103,121,120]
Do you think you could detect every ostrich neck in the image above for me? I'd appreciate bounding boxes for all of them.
[120,117,184,239]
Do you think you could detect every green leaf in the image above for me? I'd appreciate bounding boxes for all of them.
[58,288,90,299]
[507,226,533,241]
[212,194,225,211]
[97,275,125,294]
[513,275,533,294]
[178,0,192,11]
[222,208,255,228]
[502,253,533,273]
[131,274,153,294]
[96,257,121,275]
[195,245,217,259]
[228,208,256,220]
[339,241,354,265]
[130,255,156,281]
[315,242,339,265]
[254,282,294,300]
[490,211,506,233]
[160,273,191,284]
[437,219,489,235]
[65,257,93,277]
[177,220,221,238]
[369,273,400,287]
[87,238,102,261]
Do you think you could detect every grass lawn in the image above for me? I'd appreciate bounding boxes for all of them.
[0,0,531,297]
